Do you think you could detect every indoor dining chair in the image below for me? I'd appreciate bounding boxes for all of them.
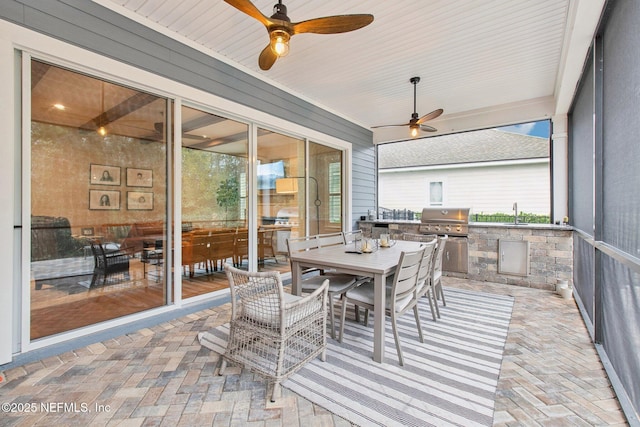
[338,247,426,365]
[219,264,329,402]
[287,235,358,339]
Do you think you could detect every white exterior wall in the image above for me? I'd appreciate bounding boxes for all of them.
[379,160,550,215]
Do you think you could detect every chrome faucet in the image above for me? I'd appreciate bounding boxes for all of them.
[513,202,518,224]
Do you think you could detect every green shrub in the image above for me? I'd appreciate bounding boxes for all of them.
[471,212,550,223]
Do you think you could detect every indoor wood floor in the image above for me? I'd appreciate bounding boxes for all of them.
[30,256,289,340]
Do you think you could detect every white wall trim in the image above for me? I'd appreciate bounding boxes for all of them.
[0,35,16,364]
[374,96,555,144]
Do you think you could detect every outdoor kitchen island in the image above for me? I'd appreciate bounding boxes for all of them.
[358,219,572,291]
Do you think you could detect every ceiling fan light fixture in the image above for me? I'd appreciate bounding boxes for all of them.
[270,29,290,57]
[410,125,419,138]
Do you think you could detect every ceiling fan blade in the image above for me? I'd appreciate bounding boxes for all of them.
[420,124,438,132]
[416,108,443,124]
[258,44,278,70]
[224,0,272,27]
[293,14,374,34]
[371,123,411,129]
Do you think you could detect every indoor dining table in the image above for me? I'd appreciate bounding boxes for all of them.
[289,239,424,363]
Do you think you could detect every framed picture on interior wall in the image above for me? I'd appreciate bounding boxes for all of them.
[126,168,153,187]
[127,191,154,210]
[90,164,121,186]
[81,227,95,236]
[89,190,120,210]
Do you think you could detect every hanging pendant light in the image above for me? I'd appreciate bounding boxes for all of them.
[97,81,107,136]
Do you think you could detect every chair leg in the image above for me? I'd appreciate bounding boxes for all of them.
[434,290,441,318]
[271,382,282,402]
[339,297,348,343]
[218,359,227,375]
[328,292,337,340]
[438,283,447,306]
[427,289,439,320]
[413,305,425,343]
[390,312,404,366]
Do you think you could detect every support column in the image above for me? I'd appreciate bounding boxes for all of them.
[551,114,568,224]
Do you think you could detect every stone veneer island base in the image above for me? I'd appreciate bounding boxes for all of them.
[358,221,573,291]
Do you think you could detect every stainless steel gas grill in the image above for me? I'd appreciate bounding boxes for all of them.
[419,208,470,274]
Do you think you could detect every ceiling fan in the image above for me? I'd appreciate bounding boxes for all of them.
[373,77,444,137]
[224,0,374,70]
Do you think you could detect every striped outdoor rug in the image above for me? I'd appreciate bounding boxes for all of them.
[199,287,514,427]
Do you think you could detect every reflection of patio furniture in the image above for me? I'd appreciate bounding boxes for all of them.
[209,232,236,271]
[182,232,210,277]
[219,264,329,402]
[89,240,130,286]
[141,240,163,281]
[258,229,278,264]
[31,215,82,261]
[120,222,164,254]
[233,230,248,267]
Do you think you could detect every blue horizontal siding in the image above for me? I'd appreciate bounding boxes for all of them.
[1,0,376,225]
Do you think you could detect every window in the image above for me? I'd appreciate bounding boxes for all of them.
[329,162,342,223]
[430,181,443,206]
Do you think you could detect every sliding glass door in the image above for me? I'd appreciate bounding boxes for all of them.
[180,105,248,296]
[29,60,170,339]
[256,129,305,272]
[26,59,348,340]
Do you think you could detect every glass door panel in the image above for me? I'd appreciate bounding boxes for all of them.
[29,60,169,340]
[309,142,344,234]
[180,106,248,297]
[257,129,305,273]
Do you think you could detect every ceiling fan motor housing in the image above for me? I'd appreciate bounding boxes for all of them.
[271,2,290,21]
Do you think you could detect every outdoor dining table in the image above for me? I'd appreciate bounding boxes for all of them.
[289,239,424,363]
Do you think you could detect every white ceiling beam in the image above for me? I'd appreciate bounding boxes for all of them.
[554,0,607,115]
[373,96,555,144]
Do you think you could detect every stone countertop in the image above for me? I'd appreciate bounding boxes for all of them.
[358,219,572,231]
[469,222,573,231]
[358,219,420,224]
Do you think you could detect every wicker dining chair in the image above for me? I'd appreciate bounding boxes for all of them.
[338,247,426,366]
[219,264,329,402]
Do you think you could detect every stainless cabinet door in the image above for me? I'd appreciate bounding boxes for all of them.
[442,237,469,273]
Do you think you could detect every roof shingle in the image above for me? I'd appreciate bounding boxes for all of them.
[378,129,549,169]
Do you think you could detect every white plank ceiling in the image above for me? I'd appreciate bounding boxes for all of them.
[98,0,604,142]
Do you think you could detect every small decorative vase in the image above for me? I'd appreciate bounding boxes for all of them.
[556,279,569,294]
[559,287,573,299]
